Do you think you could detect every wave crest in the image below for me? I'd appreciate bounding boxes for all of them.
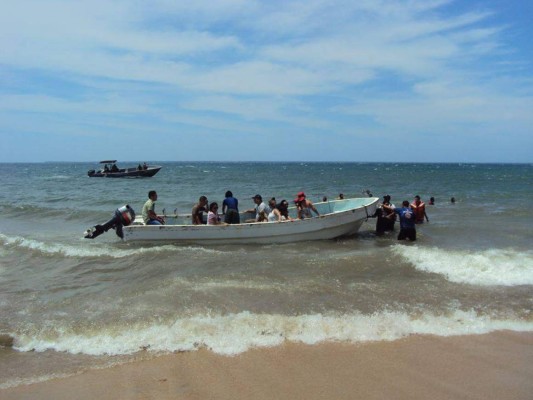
[0,233,222,259]
[393,245,533,286]
[11,310,533,356]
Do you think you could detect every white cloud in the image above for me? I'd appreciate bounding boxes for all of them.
[0,0,507,92]
[0,0,531,161]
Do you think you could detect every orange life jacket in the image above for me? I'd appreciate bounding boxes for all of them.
[411,201,425,222]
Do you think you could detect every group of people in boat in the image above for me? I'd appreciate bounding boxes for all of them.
[141,190,322,227]
[371,194,433,241]
[103,163,120,173]
[191,191,321,226]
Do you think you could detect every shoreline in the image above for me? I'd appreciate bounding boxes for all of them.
[2,331,532,400]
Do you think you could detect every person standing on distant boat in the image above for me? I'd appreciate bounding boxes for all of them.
[192,196,208,225]
[142,190,165,225]
[294,192,320,219]
[383,200,416,241]
[222,191,240,224]
[411,195,429,224]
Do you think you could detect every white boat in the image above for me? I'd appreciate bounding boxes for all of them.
[121,198,379,244]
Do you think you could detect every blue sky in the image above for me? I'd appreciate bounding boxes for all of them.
[1,0,532,162]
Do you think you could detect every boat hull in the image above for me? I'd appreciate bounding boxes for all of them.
[88,166,161,178]
[122,198,379,244]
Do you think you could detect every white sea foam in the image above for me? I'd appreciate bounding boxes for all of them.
[393,245,533,286]
[0,233,223,259]
[12,310,533,357]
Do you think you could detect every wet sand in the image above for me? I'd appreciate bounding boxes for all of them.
[2,331,532,400]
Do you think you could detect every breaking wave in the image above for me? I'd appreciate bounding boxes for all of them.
[0,233,223,259]
[10,310,533,357]
[393,245,533,286]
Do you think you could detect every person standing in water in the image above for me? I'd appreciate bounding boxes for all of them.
[383,200,416,241]
[411,195,429,224]
[373,195,396,235]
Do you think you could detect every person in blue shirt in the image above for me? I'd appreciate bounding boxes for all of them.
[222,190,240,224]
[383,200,416,241]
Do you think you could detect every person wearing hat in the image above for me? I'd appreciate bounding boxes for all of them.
[244,194,271,222]
[294,192,320,220]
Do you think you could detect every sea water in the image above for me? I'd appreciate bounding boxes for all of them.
[0,162,532,387]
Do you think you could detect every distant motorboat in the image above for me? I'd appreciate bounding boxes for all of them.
[87,160,161,178]
[119,198,379,244]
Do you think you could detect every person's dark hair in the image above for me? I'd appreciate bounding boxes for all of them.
[225,191,233,198]
[402,200,410,207]
[278,200,289,217]
[148,190,157,198]
[199,195,207,202]
[209,202,218,211]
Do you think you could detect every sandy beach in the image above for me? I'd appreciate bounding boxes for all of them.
[2,331,532,400]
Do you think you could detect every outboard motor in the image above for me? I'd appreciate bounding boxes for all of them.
[84,205,135,240]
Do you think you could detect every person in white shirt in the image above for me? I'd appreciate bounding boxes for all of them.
[245,194,271,222]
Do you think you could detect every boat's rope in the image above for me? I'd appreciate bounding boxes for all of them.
[364,205,370,220]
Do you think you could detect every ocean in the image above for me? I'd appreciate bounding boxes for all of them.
[0,162,532,388]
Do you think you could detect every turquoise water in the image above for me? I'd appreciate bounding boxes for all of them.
[0,162,532,387]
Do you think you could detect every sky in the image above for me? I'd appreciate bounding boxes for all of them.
[1,0,532,163]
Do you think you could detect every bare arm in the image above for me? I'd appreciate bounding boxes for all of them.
[303,200,320,216]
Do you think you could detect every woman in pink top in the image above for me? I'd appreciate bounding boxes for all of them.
[207,202,226,225]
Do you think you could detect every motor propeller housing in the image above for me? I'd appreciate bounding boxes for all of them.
[84,205,136,240]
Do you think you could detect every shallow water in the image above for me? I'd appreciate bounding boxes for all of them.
[1,162,532,388]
